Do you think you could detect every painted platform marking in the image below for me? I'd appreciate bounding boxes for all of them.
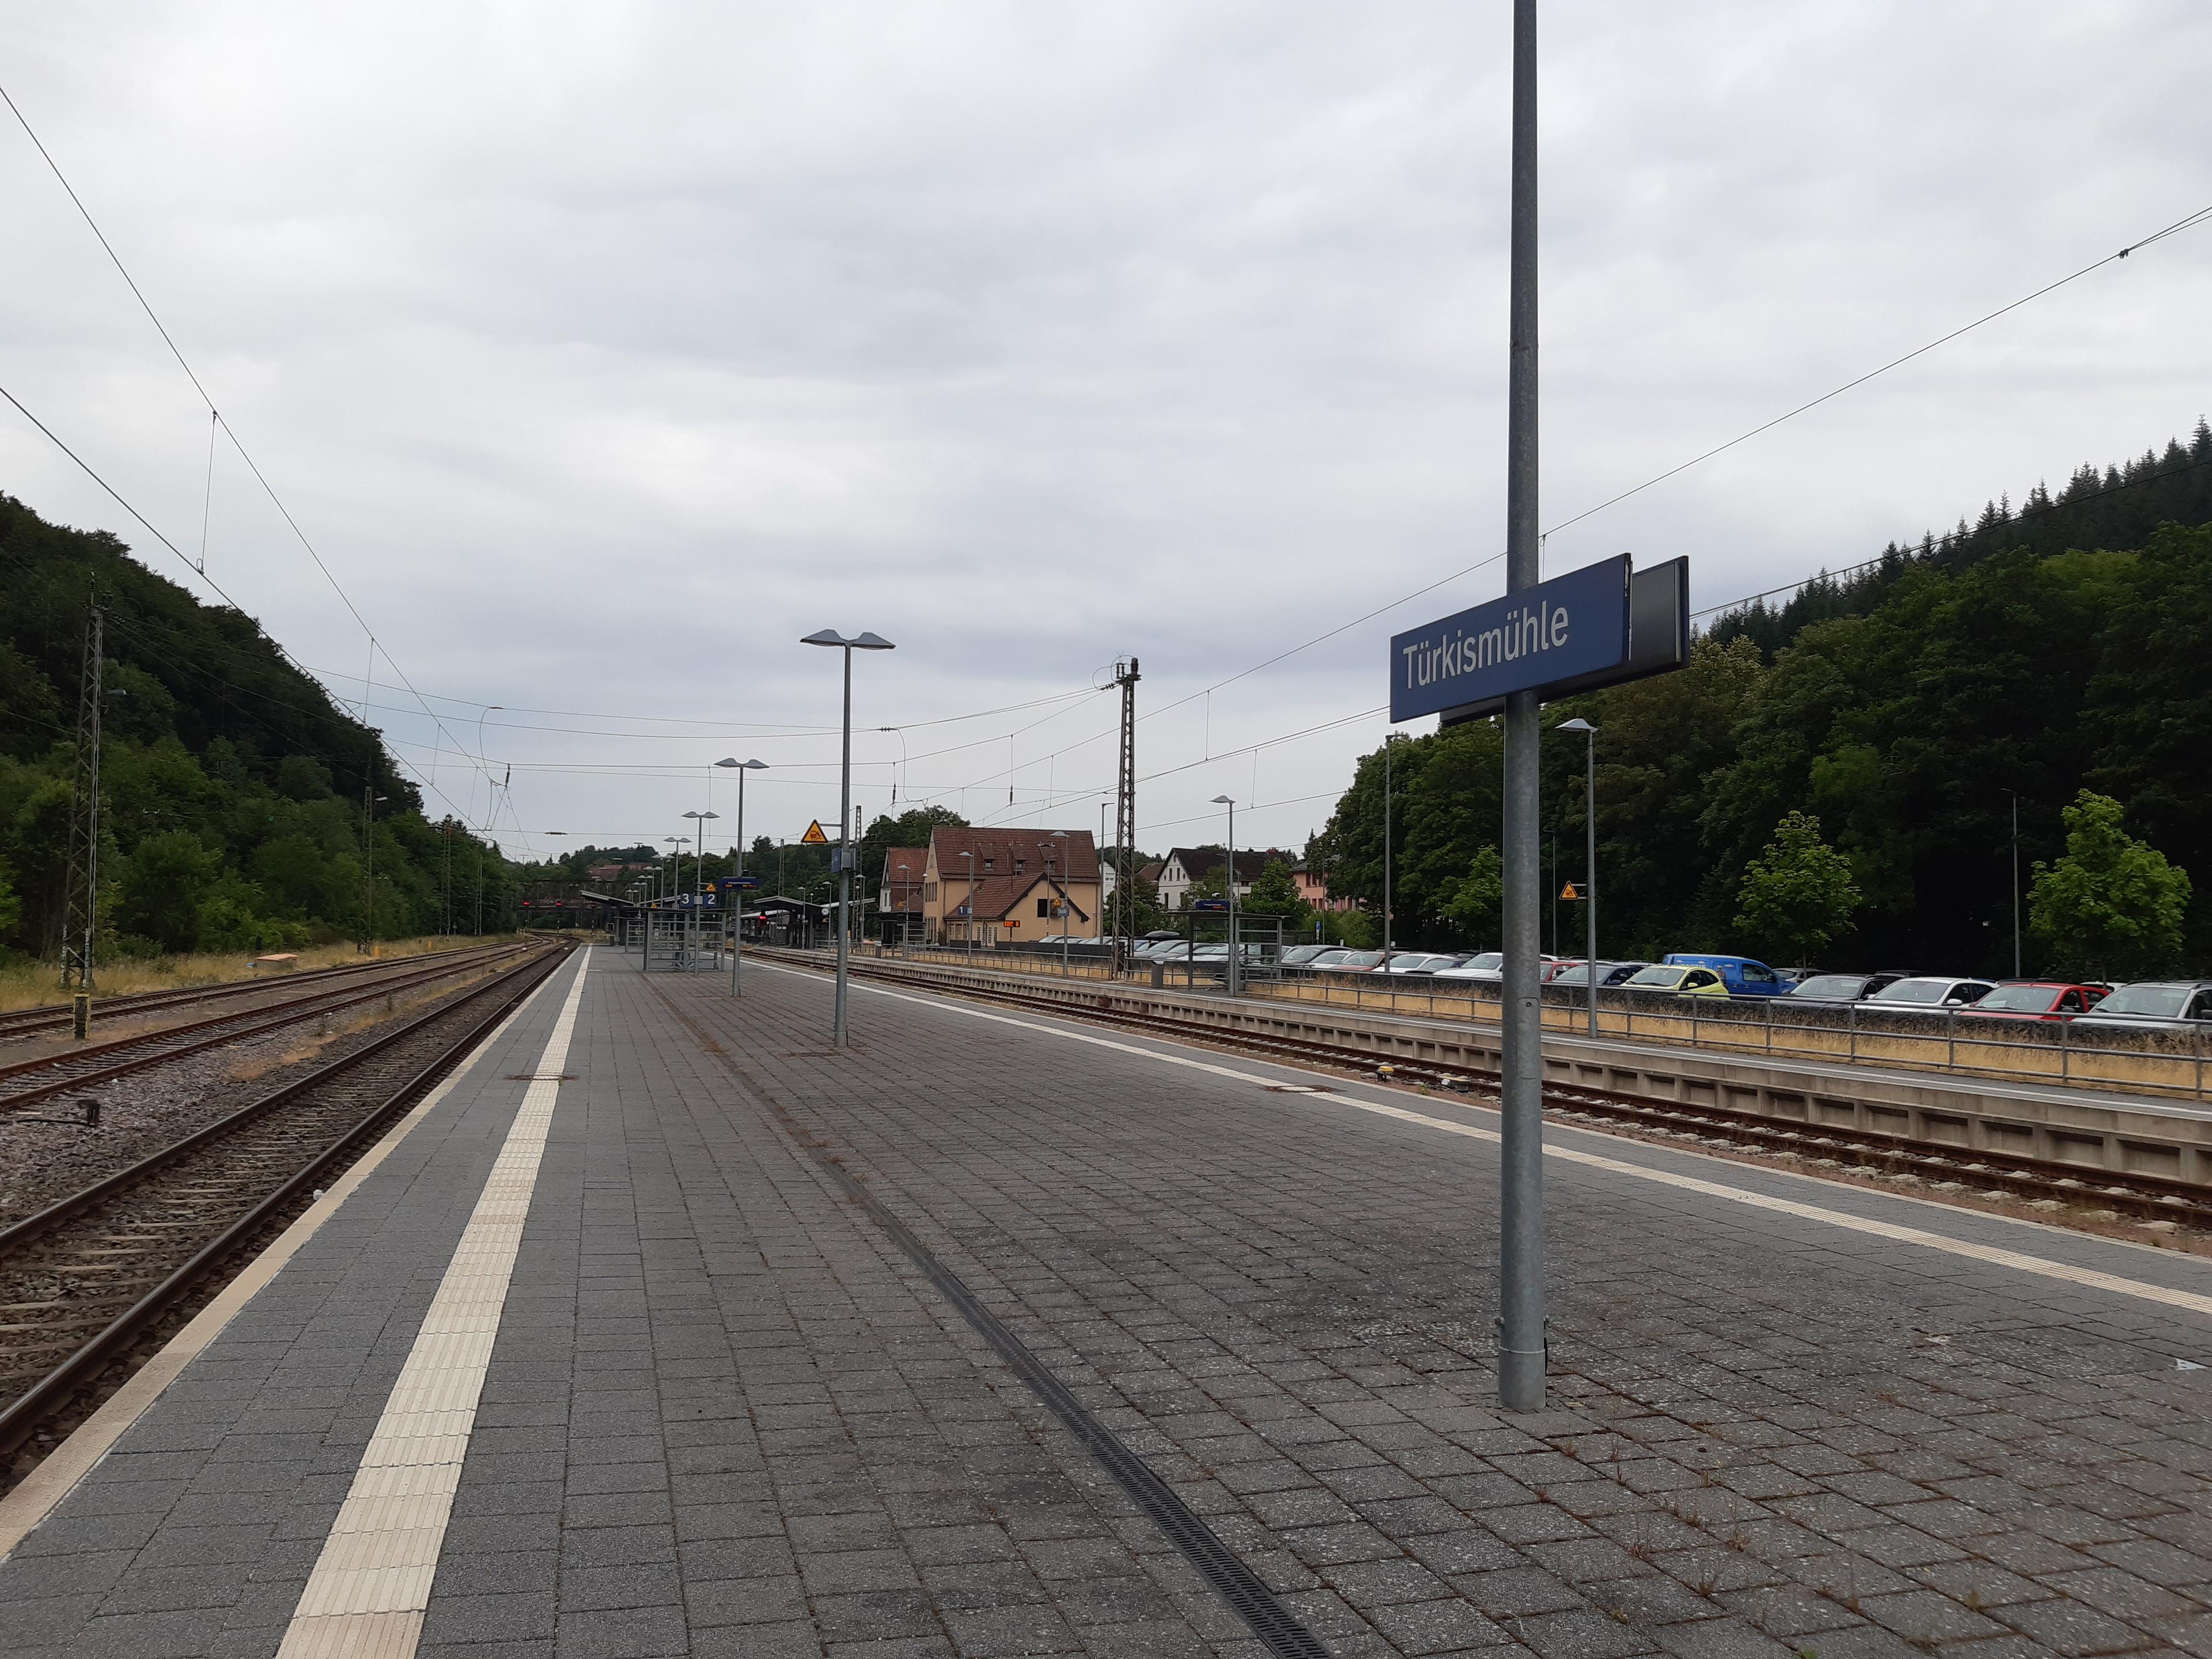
[275,950,590,1659]
[780,965,2212,1325]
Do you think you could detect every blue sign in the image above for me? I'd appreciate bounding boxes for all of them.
[1389,555,1630,723]
[1191,899,1230,912]
[721,876,760,891]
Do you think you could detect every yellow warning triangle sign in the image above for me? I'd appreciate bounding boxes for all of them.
[800,820,830,845]
[1560,882,1581,900]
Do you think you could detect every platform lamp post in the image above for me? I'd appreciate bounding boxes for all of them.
[1212,796,1238,998]
[801,628,896,1048]
[717,759,768,994]
[1556,718,1599,1037]
[958,850,976,948]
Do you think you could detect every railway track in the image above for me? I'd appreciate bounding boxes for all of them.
[0,940,520,1045]
[0,942,533,1117]
[760,949,2212,1237]
[0,940,573,1480]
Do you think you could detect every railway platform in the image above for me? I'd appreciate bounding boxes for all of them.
[7,946,2212,1658]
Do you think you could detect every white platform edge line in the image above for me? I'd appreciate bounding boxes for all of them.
[273,950,590,1658]
[763,962,2212,1325]
[0,952,578,1563]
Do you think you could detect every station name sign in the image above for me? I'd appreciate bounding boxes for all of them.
[1389,555,1630,724]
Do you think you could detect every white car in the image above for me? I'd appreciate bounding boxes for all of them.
[1859,976,1996,1013]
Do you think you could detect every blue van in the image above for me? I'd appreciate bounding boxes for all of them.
[1662,953,1790,997]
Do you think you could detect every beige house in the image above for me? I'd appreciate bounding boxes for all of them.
[923,828,1103,943]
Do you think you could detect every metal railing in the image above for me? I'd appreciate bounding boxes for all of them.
[1255,972,2211,1103]
[841,945,2209,1104]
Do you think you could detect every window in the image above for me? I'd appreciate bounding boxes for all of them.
[2059,990,2085,1012]
[1743,964,1775,984]
[1015,859,1026,873]
[1037,897,1050,919]
[924,881,937,902]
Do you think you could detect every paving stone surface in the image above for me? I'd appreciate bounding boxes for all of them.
[9,948,2212,1659]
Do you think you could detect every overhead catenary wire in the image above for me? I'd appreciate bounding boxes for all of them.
[1541,200,2212,547]
[1,78,501,821]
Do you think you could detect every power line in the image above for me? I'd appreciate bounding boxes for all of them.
[1690,445,2212,624]
[1074,195,2212,757]
[1,78,498,819]
[1542,200,2212,545]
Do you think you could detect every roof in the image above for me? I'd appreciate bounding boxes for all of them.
[929,827,1099,883]
[943,872,1091,925]
[1164,847,1298,884]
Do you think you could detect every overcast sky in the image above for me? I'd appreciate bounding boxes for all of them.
[4,2,2209,865]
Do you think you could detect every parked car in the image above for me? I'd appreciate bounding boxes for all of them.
[1958,981,2108,1021]
[1662,954,1791,997]
[1331,950,1391,972]
[1782,970,1911,1004]
[1433,951,1506,983]
[1622,963,1730,997]
[1384,952,1465,975]
[2071,980,2212,1032]
[1277,944,1335,967]
[1547,960,1650,988]
[1859,976,1997,1012]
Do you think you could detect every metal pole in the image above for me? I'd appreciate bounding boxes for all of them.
[1226,800,1238,997]
[834,645,853,1047]
[1497,0,1546,1414]
[1382,737,1392,953]
[732,767,747,996]
[2010,792,2022,979]
[1584,729,1597,1039]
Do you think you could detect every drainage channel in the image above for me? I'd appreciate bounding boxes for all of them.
[650,984,1331,1659]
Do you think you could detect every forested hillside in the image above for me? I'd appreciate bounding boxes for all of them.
[0,492,513,961]
[1314,427,2212,977]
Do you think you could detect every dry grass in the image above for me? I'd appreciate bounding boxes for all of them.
[0,934,521,1014]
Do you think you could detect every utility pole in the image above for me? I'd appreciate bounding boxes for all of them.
[1112,657,1140,972]
[361,747,376,957]
[2005,789,2022,978]
[1382,733,1401,952]
[1497,0,1546,1413]
[60,602,105,1027]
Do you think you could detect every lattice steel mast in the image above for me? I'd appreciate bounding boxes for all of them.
[1112,657,1139,969]
[60,603,105,995]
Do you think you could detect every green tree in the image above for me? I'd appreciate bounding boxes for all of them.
[118,829,221,953]
[0,853,21,945]
[2028,790,2191,980]
[1243,858,1307,926]
[1437,846,1504,945]
[1733,810,1861,968]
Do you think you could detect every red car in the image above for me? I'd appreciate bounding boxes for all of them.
[1957,980,2108,1021]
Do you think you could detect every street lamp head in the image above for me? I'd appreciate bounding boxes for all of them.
[1211,795,1234,806]
[1555,718,1596,734]
[716,757,770,771]
[801,629,898,650]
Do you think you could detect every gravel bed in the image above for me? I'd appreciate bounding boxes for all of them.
[0,973,499,1230]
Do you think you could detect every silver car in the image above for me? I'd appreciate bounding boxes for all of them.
[2072,980,2212,1032]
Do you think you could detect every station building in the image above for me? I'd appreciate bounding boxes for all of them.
[919,827,1101,943]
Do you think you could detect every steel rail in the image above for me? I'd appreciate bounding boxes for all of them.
[755,949,2212,1233]
[0,942,571,1461]
[0,941,520,1042]
[0,945,533,1114]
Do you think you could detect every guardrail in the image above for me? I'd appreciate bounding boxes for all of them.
[856,943,2210,1104]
